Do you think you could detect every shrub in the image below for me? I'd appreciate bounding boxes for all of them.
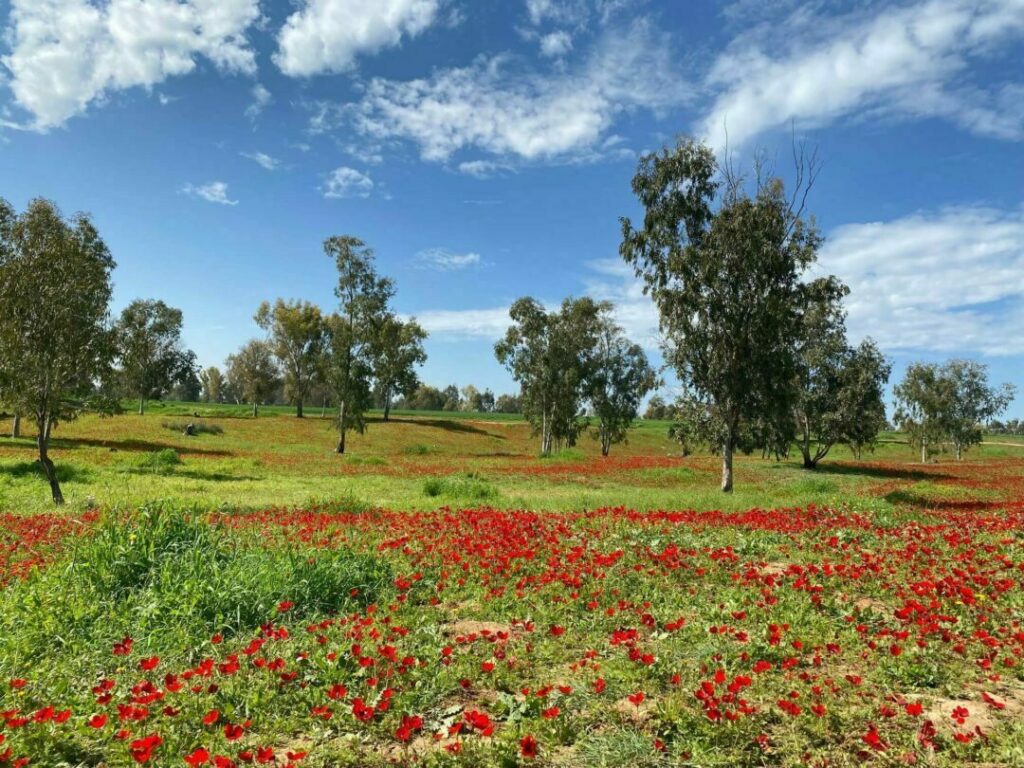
[136,448,181,474]
[422,474,497,500]
[160,419,224,436]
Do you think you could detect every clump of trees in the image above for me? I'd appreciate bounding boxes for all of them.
[225,340,280,417]
[894,360,1015,462]
[255,299,326,418]
[495,297,655,455]
[620,138,899,489]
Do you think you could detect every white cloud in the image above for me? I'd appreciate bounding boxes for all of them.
[245,83,272,120]
[345,20,689,163]
[457,160,511,178]
[275,0,443,77]
[524,0,631,27]
[322,166,374,198]
[539,31,574,58]
[415,260,661,346]
[1,0,260,129]
[700,0,1024,151]
[415,248,482,270]
[416,307,514,340]
[240,151,279,170]
[817,205,1024,356]
[182,181,239,206]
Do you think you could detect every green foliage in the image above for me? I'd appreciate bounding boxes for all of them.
[422,473,498,500]
[0,506,393,669]
[323,235,394,453]
[620,138,828,491]
[135,448,181,474]
[372,314,428,419]
[113,299,194,413]
[225,338,280,417]
[255,298,327,417]
[589,316,658,456]
[0,197,117,504]
[495,296,608,455]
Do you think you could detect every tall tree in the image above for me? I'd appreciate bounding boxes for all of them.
[225,340,279,417]
[371,314,427,422]
[620,138,824,491]
[323,236,393,453]
[0,198,116,504]
[893,363,953,463]
[255,299,327,418]
[941,360,1015,460]
[199,366,225,403]
[589,317,658,456]
[114,299,192,414]
[495,296,606,454]
[792,279,891,468]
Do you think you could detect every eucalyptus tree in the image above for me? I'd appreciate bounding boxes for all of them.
[588,317,658,456]
[225,340,279,417]
[620,137,825,491]
[0,197,117,504]
[371,314,427,422]
[495,296,606,455]
[323,236,393,453]
[792,279,890,468]
[199,366,225,403]
[114,299,193,414]
[255,299,327,418]
[941,360,1014,460]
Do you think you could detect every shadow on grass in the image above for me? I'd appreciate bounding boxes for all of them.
[372,417,502,438]
[800,462,952,483]
[119,467,262,483]
[0,461,95,483]
[883,489,1001,511]
[52,436,234,458]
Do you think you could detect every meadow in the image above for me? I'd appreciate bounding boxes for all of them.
[1,406,1024,766]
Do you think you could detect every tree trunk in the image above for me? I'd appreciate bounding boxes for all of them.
[321,397,327,419]
[802,451,816,470]
[955,443,962,461]
[721,439,734,493]
[383,388,392,422]
[921,442,927,464]
[252,401,258,418]
[336,401,347,454]
[11,414,20,438]
[138,398,145,416]
[37,417,64,505]
[601,432,611,457]
[296,399,304,418]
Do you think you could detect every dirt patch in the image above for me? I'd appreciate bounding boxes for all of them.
[445,620,513,639]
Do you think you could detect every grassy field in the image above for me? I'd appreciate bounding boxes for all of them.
[1,405,1024,766]
[2,401,1021,516]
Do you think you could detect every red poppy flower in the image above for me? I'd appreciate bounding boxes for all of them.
[520,734,538,758]
[184,747,210,766]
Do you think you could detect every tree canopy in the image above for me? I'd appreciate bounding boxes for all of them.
[0,197,116,504]
[226,340,279,417]
[255,298,327,418]
[621,137,828,491]
[114,299,194,414]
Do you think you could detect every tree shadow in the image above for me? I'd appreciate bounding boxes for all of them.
[804,462,953,482]
[51,437,234,458]
[0,461,95,483]
[883,489,1000,511]
[119,467,261,483]
[372,417,502,438]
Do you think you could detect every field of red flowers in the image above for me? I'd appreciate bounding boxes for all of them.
[1,459,1024,766]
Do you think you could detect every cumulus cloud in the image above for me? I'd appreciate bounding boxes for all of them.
[343,20,689,163]
[699,0,1024,150]
[275,0,443,77]
[182,181,239,206]
[415,248,482,270]
[1,0,260,129]
[817,205,1024,356]
[322,166,374,198]
[240,151,279,170]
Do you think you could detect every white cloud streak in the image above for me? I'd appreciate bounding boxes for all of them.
[415,248,482,270]
[700,0,1024,151]
[818,205,1024,356]
[182,181,239,206]
[240,151,279,170]
[343,19,689,163]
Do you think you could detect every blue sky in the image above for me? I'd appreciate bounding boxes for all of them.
[0,0,1022,414]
